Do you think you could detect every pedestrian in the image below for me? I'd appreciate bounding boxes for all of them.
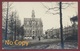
[38,36,40,41]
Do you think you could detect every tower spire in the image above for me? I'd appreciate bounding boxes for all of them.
[32,10,35,18]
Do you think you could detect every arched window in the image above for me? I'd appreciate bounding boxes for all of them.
[27,21,29,25]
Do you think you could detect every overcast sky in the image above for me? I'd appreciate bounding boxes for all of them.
[4,2,78,31]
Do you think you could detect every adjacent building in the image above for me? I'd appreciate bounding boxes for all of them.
[45,28,60,38]
[45,25,78,39]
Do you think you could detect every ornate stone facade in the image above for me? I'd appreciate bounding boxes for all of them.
[24,10,43,37]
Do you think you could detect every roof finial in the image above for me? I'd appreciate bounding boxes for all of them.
[32,10,35,18]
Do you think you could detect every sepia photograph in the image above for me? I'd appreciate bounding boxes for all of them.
[2,2,78,49]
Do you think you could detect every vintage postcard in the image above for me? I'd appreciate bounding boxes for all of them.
[2,2,78,49]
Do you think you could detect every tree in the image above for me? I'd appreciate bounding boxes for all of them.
[20,25,24,40]
[15,15,21,40]
[8,12,14,41]
[2,2,13,40]
[8,11,21,41]
[41,2,76,49]
[70,16,78,41]
[5,2,9,40]
[59,2,64,49]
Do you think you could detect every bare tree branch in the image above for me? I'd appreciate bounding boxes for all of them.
[62,2,75,9]
[41,2,77,15]
[9,3,13,7]
[41,2,59,11]
[48,7,59,11]
[62,4,70,9]
[41,2,49,9]
[41,2,59,15]
[46,10,59,15]
[52,12,59,15]
[62,2,75,4]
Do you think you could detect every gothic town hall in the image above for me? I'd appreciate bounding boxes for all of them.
[24,10,43,39]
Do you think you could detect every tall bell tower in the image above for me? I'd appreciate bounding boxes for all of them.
[32,10,35,18]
